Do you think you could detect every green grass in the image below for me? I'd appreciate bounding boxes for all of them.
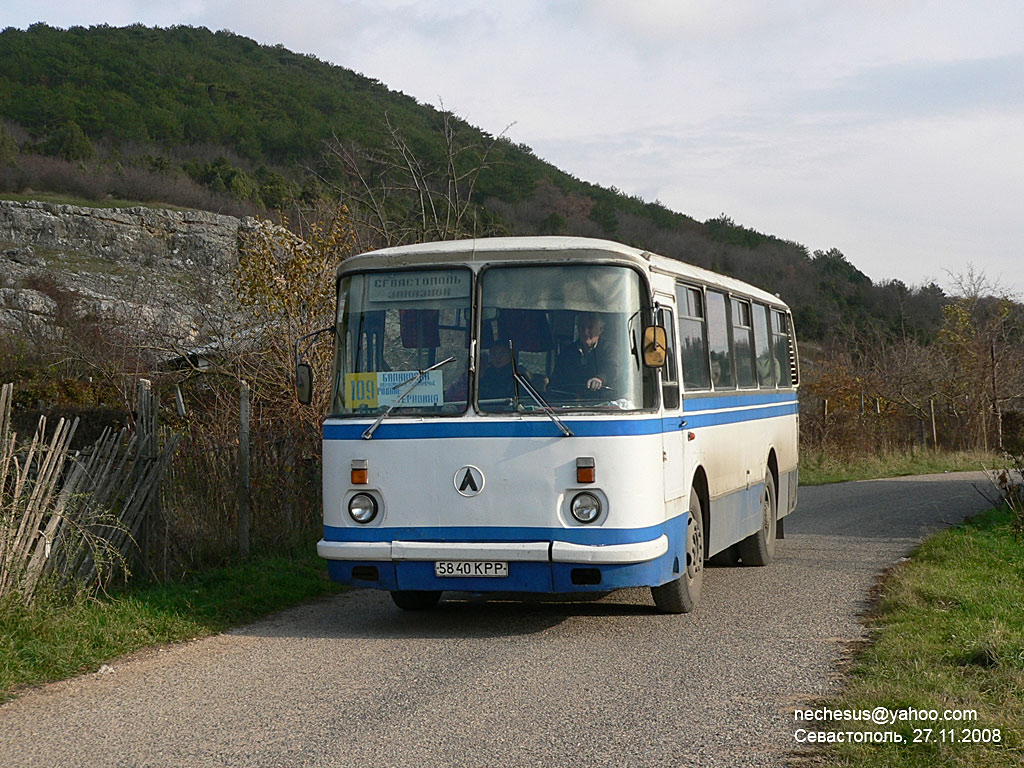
[799,449,1001,486]
[0,191,195,212]
[805,507,1024,767]
[0,550,343,702]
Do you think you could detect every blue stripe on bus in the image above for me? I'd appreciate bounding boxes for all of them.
[683,392,797,411]
[678,402,798,429]
[322,400,798,441]
[323,419,662,440]
[323,521,670,546]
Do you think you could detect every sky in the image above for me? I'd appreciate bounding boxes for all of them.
[3,1,1023,294]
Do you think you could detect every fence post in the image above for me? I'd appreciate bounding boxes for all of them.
[237,380,251,557]
[930,398,938,451]
[136,379,158,571]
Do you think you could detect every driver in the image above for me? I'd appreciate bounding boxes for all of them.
[550,313,621,395]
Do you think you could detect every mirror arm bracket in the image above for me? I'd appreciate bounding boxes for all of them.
[294,325,335,369]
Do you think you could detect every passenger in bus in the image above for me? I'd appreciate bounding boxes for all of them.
[710,358,722,387]
[756,353,781,387]
[478,342,523,400]
[443,341,527,403]
[550,313,622,395]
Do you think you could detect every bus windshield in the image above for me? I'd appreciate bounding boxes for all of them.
[478,264,651,412]
[331,268,472,416]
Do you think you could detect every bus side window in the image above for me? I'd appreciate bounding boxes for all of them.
[752,303,774,387]
[658,307,679,409]
[772,310,793,387]
[676,285,711,390]
[731,298,756,388]
[705,290,734,389]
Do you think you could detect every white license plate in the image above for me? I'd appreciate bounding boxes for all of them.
[434,561,509,578]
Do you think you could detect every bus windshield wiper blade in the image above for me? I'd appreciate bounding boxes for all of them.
[361,356,455,440]
[512,371,574,438]
[506,339,572,437]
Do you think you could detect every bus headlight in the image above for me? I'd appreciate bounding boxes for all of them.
[348,493,378,524]
[570,492,602,524]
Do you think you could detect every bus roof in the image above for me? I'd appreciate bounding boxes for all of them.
[339,236,790,309]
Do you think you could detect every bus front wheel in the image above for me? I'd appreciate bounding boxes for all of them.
[738,473,777,566]
[651,489,704,614]
[390,590,442,611]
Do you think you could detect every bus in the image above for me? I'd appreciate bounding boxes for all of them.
[298,236,799,613]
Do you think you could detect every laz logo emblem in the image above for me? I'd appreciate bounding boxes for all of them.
[454,465,485,497]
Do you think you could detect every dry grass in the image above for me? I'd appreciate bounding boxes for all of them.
[799,449,1001,486]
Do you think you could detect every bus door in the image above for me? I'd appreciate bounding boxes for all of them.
[656,301,685,502]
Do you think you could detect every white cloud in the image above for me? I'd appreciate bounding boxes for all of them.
[2,0,1022,291]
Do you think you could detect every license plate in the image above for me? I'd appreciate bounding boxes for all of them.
[434,561,509,578]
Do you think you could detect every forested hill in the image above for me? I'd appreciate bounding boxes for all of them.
[0,23,948,342]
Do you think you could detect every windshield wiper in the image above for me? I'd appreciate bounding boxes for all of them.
[509,341,573,437]
[361,355,455,440]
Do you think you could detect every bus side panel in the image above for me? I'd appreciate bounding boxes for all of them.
[684,403,797,557]
[777,466,798,518]
[706,481,765,557]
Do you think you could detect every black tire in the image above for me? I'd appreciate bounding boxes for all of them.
[708,544,740,567]
[390,590,442,611]
[737,473,777,566]
[651,488,704,613]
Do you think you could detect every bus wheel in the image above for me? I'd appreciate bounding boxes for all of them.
[390,590,442,611]
[738,473,777,566]
[651,489,704,614]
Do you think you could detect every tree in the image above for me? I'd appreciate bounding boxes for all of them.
[232,203,358,433]
[938,268,1024,450]
[0,123,18,167]
[40,120,95,161]
[321,110,510,247]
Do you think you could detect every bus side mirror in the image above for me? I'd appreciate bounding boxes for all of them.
[642,326,667,368]
[296,362,313,405]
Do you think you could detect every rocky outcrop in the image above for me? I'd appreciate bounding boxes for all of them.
[0,200,241,271]
[0,200,257,346]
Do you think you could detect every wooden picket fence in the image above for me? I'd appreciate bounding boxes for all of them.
[0,381,179,604]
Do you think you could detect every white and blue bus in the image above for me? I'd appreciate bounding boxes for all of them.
[301,237,799,613]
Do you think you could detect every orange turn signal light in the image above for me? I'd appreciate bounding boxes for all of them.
[576,457,595,484]
[351,459,368,485]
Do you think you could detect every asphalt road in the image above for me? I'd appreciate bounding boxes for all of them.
[0,471,994,768]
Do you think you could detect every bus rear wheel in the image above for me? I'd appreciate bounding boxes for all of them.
[390,590,442,611]
[738,473,777,566]
[651,488,704,614]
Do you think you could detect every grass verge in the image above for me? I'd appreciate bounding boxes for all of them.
[0,550,343,703]
[799,449,1001,486]
[803,507,1024,767]
[0,191,194,211]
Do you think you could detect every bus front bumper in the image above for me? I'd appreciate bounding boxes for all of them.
[317,535,668,564]
[316,532,675,593]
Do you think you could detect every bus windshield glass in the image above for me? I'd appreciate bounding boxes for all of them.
[478,264,650,412]
[331,269,472,416]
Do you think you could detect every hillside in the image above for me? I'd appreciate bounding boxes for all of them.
[0,23,949,342]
